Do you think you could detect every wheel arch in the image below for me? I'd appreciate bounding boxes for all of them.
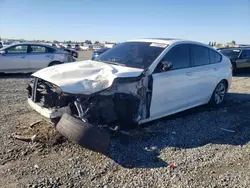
[48,61,63,67]
[221,79,229,90]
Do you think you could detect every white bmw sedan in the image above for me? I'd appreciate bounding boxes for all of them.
[0,42,72,73]
[27,38,232,130]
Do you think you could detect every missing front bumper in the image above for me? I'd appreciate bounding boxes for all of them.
[28,98,71,119]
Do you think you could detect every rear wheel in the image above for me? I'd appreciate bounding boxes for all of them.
[209,80,227,106]
[72,52,78,58]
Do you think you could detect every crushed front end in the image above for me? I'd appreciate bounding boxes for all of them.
[27,78,73,119]
[27,76,150,130]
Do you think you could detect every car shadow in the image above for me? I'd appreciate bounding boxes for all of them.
[0,73,32,79]
[107,92,250,169]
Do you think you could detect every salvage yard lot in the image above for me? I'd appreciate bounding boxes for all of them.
[0,51,249,187]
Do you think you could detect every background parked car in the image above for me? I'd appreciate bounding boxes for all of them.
[219,47,250,73]
[1,41,13,47]
[0,41,3,49]
[74,44,80,51]
[91,47,110,60]
[61,45,78,58]
[0,42,72,73]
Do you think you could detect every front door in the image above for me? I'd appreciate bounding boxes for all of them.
[149,44,194,120]
[0,44,29,72]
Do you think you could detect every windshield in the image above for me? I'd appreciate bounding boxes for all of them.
[96,41,166,69]
[219,49,241,58]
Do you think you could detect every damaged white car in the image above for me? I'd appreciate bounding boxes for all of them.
[27,38,232,151]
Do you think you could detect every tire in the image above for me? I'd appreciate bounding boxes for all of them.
[72,52,78,58]
[56,113,110,154]
[48,61,61,67]
[209,80,227,107]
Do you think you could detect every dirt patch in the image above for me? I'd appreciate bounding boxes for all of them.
[13,117,66,147]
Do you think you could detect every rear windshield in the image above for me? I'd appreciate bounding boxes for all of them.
[219,49,241,58]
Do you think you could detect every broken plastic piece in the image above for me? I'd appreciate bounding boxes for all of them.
[169,163,176,169]
[220,128,235,133]
[12,134,38,142]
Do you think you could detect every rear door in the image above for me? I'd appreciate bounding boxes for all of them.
[188,44,219,104]
[27,45,54,71]
[236,49,250,68]
[0,44,29,72]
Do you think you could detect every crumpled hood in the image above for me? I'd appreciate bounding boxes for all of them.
[32,60,143,95]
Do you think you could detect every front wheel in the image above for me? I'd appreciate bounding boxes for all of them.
[209,80,227,106]
[72,52,78,58]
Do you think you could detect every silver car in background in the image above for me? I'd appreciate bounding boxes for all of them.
[0,42,72,73]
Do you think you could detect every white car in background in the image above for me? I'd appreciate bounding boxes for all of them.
[27,38,232,132]
[0,42,72,73]
[1,41,13,47]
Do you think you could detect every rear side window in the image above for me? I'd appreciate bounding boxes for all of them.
[162,44,190,70]
[209,49,222,64]
[30,45,55,53]
[220,49,241,58]
[191,45,210,66]
[47,47,55,53]
[30,45,46,53]
[240,50,250,58]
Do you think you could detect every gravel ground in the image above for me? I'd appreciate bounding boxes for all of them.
[0,56,249,187]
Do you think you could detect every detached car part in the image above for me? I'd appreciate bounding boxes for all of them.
[56,113,110,154]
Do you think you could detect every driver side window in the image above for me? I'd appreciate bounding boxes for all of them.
[160,44,190,70]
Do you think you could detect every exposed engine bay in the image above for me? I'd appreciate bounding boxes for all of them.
[27,76,152,130]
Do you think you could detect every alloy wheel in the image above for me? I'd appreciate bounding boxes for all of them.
[214,82,226,104]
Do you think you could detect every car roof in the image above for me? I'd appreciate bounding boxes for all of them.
[219,47,250,50]
[126,38,214,49]
[127,38,182,44]
[1,42,57,50]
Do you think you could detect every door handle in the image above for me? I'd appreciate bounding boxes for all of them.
[20,56,25,58]
[186,72,193,76]
[214,67,218,71]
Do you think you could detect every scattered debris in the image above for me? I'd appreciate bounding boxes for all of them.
[169,163,176,169]
[34,164,39,169]
[29,120,42,128]
[220,128,235,133]
[13,120,66,146]
[12,134,38,142]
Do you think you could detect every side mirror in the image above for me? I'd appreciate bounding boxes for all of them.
[160,61,173,72]
[0,50,6,55]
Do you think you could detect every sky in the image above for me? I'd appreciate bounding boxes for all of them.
[0,0,250,44]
